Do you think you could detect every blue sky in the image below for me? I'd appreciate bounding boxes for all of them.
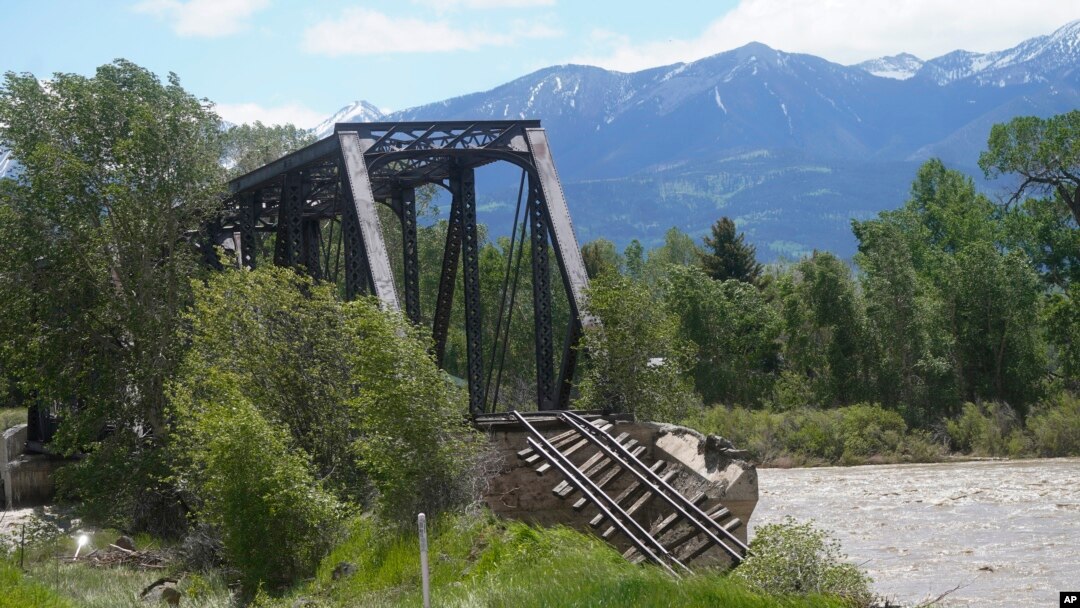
[3,1,1076,127]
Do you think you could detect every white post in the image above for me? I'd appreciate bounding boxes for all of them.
[418,512,431,608]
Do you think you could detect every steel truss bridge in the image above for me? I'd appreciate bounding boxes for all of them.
[213,120,592,415]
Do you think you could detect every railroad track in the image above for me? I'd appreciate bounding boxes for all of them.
[512,410,749,576]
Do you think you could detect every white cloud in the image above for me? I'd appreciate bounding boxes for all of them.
[133,0,268,38]
[214,102,325,129]
[573,0,1080,71]
[303,8,560,56]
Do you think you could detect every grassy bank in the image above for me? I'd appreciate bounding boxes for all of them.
[4,514,860,608]
[257,514,854,608]
[683,395,1080,467]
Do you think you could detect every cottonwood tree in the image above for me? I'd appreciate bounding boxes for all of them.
[222,121,315,177]
[0,60,225,530]
[774,252,869,408]
[980,110,1080,225]
[577,273,701,421]
[854,160,1046,418]
[662,265,780,407]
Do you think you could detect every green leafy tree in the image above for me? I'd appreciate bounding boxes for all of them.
[1045,284,1080,388]
[1002,195,1080,290]
[700,217,763,284]
[577,273,700,421]
[221,121,315,178]
[775,252,868,407]
[0,61,223,530]
[581,238,622,279]
[644,226,701,285]
[662,265,780,406]
[979,110,1080,225]
[173,266,482,520]
[854,160,1046,418]
[853,217,955,419]
[623,239,645,280]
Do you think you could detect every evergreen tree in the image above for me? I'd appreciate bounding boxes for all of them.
[624,239,645,279]
[581,238,622,278]
[700,217,763,284]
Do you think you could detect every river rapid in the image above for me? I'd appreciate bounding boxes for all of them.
[751,458,1080,607]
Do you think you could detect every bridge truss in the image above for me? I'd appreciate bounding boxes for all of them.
[216,121,592,415]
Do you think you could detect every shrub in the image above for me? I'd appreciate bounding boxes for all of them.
[54,430,186,537]
[734,517,873,606]
[176,266,482,524]
[900,429,947,462]
[172,371,345,595]
[1027,393,1080,456]
[946,401,1029,457]
[783,409,845,463]
[577,273,701,422]
[837,404,907,461]
[684,403,935,466]
[681,405,786,463]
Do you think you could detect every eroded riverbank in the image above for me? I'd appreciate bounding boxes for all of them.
[751,458,1080,607]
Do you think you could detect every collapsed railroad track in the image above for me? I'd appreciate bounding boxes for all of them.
[513,410,749,576]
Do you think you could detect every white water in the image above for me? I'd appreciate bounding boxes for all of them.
[751,458,1080,607]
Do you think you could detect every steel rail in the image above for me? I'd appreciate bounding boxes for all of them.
[560,411,749,562]
[511,411,688,576]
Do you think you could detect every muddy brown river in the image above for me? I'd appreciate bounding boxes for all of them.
[751,458,1080,607]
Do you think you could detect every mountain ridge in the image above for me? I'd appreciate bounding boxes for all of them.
[5,20,1079,259]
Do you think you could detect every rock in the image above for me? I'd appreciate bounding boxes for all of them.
[140,578,180,604]
[292,598,317,608]
[331,561,357,580]
[160,587,181,606]
[114,535,136,551]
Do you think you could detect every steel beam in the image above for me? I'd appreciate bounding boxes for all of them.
[238,189,258,269]
[341,197,371,299]
[302,219,323,280]
[274,171,304,268]
[557,319,582,409]
[396,187,422,324]
[529,185,556,411]
[432,188,462,367]
[338,131,400,311]
[229,136,339,194]
[455,164,486,415]
[524,129,591,324]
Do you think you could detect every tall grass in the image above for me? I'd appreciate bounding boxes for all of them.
[1,560,73,608]
[267,514,852,608]
[23,562,233,608]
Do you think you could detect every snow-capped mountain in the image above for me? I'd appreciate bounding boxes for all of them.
[312,100,385,138]
[305,20,1080,258]
[852,53,924,80]
[854,19,1080,86]
[3,20,1076,259]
